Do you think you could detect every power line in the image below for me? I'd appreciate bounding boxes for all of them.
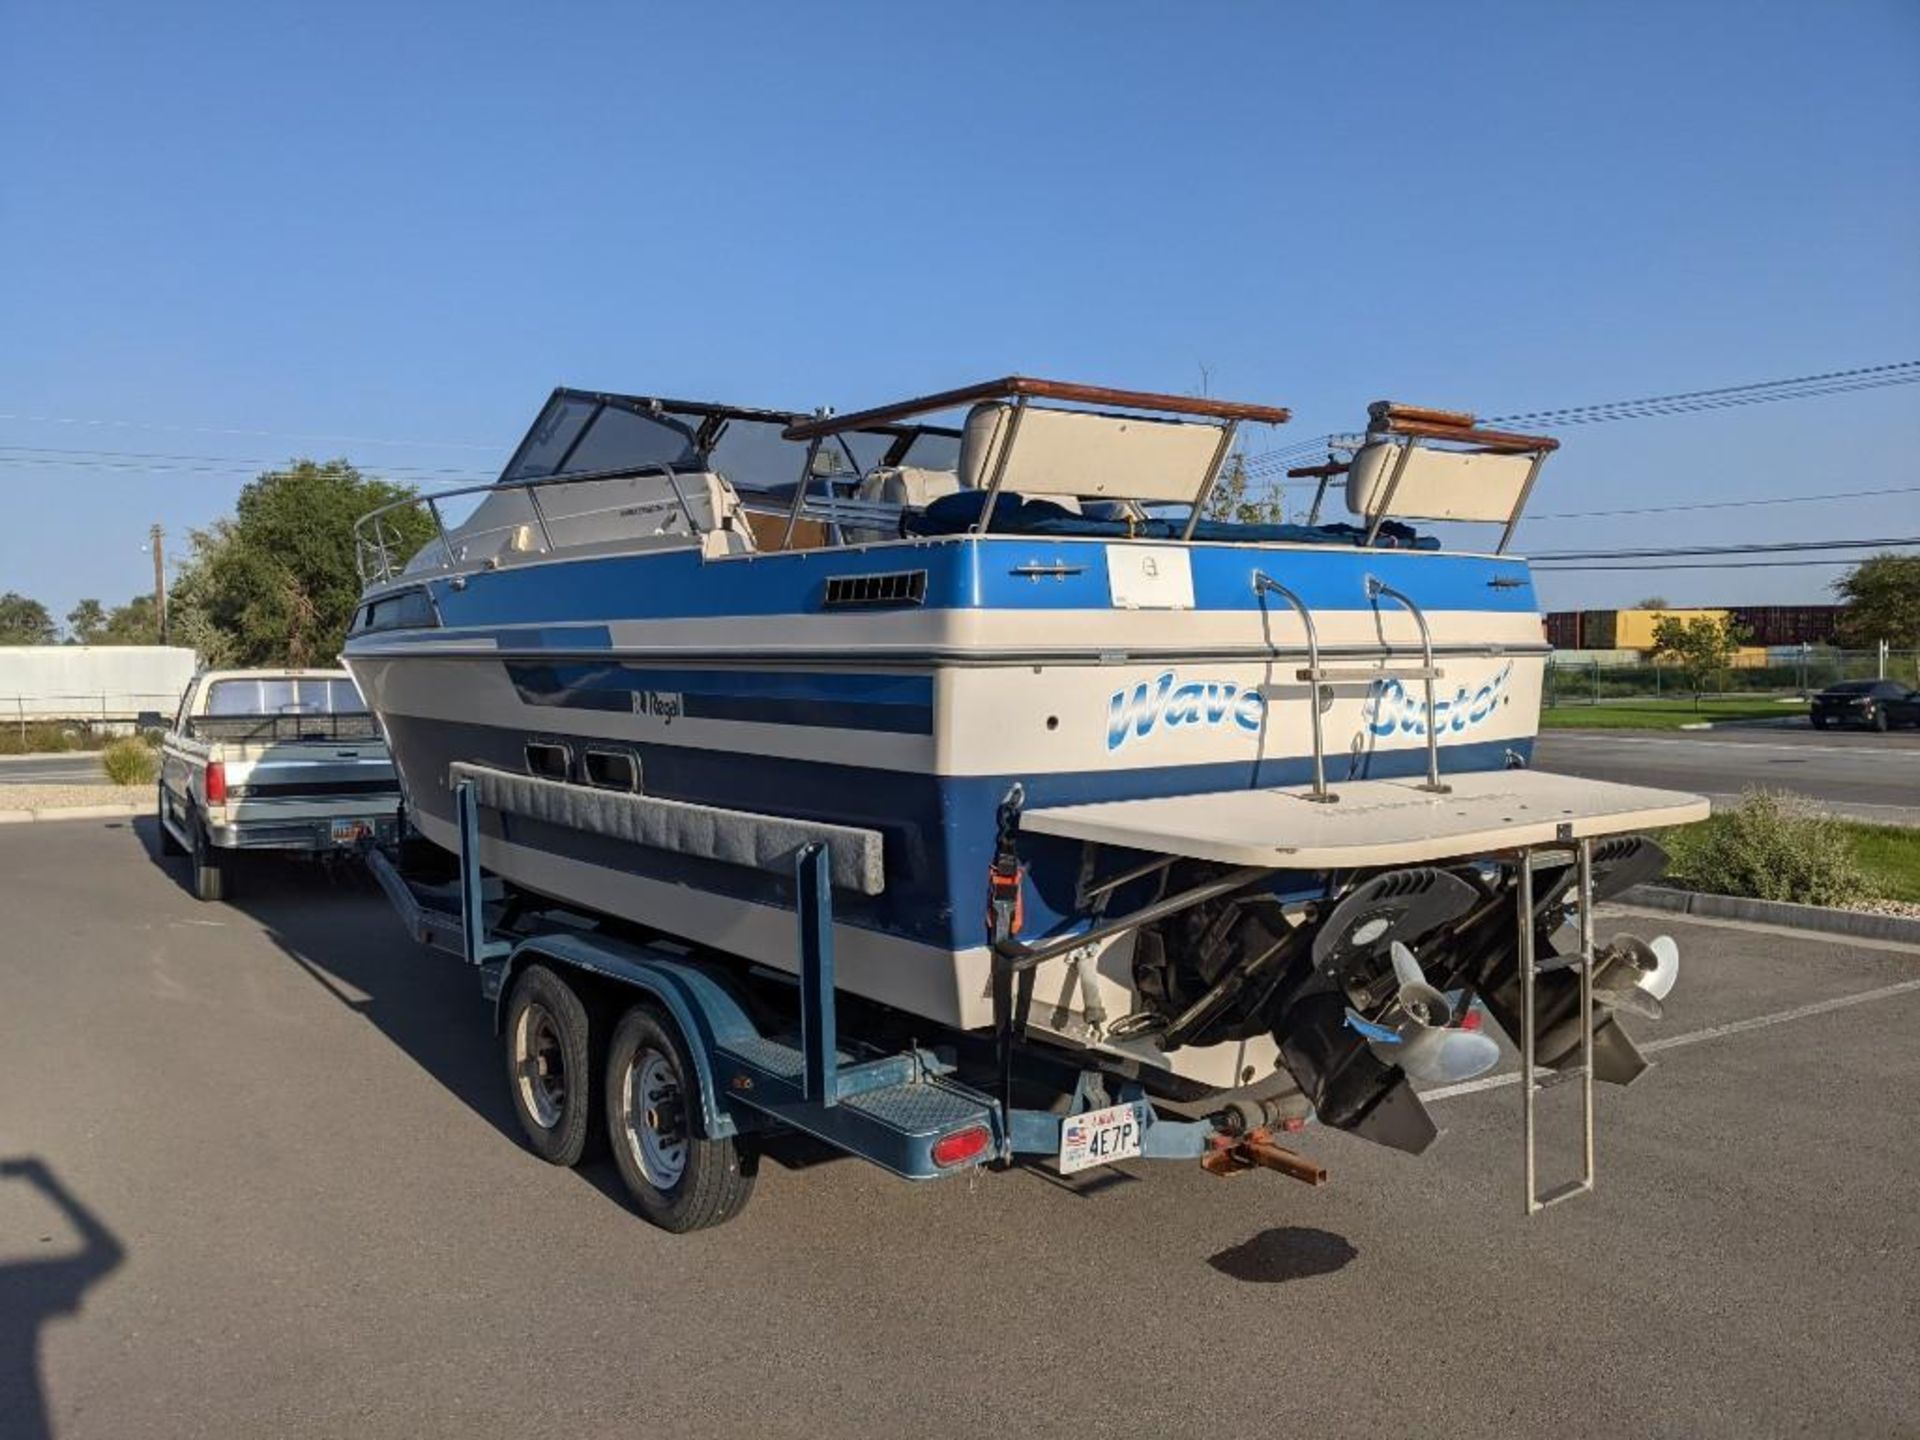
[1486,361,1920,427]
[1533,557,1899,571]
[0,410,506,453]
[1530,536,1918,561]
[1530,483,1920,521]
[1236,359,1920,476]
[0,448,493,482]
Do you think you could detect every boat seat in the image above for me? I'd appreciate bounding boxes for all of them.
[857,465,962,510]
[1345,440,1539,525]
[958,400,1213,508]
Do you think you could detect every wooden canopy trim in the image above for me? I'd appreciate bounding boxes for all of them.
[1366,399,1559,454]
[781,376,1291,441]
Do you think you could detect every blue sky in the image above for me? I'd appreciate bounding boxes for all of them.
[1,0,1915,624]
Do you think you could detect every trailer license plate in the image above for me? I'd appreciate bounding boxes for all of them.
[1059,1102,1144,1174]
[329,819,371,845]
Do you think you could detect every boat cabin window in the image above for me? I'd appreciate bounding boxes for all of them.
[352,587,438,635]
[583,747,641,792]
[524,741,572,781]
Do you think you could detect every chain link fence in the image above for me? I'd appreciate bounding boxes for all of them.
[1544,648,1920,707]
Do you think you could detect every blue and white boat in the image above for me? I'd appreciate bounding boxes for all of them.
[346,377,1705,1163]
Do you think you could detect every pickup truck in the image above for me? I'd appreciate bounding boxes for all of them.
[157,669,401,901]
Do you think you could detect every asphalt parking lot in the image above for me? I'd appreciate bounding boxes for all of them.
[1534,724,1920,827]
[3,819,1917,1440]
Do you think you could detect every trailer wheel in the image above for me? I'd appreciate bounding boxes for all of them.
[503,964,599,1167]
[157,784,185,856]
[605,1005,755,1232]
[189,811,230,902]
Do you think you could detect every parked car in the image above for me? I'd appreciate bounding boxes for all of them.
[1809,679,1920,732]
[157,669,401,900]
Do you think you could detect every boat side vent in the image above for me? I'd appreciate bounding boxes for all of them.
[822,570,928,610]
[525,741,572,781]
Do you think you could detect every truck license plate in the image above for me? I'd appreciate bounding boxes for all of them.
[329,819,371,845]
[1058,1101,1144,1174]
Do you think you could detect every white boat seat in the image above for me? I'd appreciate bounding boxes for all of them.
[1346,440,1539,525]
[958,401,1219,506]
[856,465,962,510]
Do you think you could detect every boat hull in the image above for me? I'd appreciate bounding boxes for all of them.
[347,535,1546,1091]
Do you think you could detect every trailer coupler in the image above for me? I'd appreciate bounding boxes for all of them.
[1201,1128,1329,1186]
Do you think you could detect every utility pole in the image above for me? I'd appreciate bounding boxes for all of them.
[150,523,169,645]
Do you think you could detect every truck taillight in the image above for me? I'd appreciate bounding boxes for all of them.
[204,761,227,806]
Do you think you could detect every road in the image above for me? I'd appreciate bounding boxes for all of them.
[0,753,104,786]
[1535,725,1920,826]
[2,818,1917,1439]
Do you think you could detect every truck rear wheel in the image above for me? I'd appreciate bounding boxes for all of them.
[605,1005,755,1232]
[503,964,598,1167]
[189,811,230,902]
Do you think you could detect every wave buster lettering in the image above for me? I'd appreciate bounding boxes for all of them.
[1364,662,1512,738]
[1107,672,1265,752]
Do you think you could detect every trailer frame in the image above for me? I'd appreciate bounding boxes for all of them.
[365,780,1303,1228]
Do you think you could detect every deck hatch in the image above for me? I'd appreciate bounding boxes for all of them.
[822,570,928,611]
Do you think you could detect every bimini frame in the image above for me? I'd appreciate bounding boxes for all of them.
[781,375,1292,543]
[1288,402,1559,553]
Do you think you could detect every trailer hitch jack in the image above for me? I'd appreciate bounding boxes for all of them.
[1200,1129,1328,1186]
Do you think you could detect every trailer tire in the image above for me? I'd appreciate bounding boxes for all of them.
[189,810,230,902]
[605,1005,755,1232]
[157,784,185,856]
[503,964,599,1168]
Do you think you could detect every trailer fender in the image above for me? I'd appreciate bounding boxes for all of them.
[492,934,759,1143]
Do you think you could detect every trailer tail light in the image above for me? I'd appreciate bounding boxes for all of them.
[204,761,227,806]
[931,1125,991,1168]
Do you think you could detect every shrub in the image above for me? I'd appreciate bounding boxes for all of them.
[101,737,158,787]
[0,721,99,755]
[1662,789,1866,907]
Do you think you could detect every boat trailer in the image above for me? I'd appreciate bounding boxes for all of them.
[367,770,1687,1231]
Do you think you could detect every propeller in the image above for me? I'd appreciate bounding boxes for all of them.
[1593,934,1680,1020]
[1345,942,1501,1084]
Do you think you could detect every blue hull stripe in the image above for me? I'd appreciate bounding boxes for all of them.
[397,537,1537,630]
[506,661,934,735]
[385,708,1533,953]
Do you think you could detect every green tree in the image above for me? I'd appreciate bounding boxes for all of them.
[1651,612,1746,708]
[0,592,57,645]
[1204,453,1287,525]
[66,598,107,643]
[67,595,160,645]
[170,459,433,667]
[1833,554,1920,648]
[1635,596,1671,610]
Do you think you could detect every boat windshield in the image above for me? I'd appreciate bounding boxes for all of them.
[497,390,962,496]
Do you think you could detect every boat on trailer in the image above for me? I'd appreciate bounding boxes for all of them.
[347,376,1707,1214]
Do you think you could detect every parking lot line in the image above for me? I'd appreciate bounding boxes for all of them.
[1422,975,1920,1102]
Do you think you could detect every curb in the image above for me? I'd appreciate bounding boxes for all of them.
[1617,884,1920,945]
[1675,716,1811,732]
[0,804,144,825]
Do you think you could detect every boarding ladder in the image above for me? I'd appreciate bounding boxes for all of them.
[1251,572,1451,800]
[1516,840,1599,1212]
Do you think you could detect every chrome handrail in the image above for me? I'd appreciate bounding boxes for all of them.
[1366,576,1449,793]
[353,462,717,586]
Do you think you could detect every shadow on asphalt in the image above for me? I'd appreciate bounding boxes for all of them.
[0,1158,125,1440]
[127,817,857,1210]
[1205,1226,1358,1283]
